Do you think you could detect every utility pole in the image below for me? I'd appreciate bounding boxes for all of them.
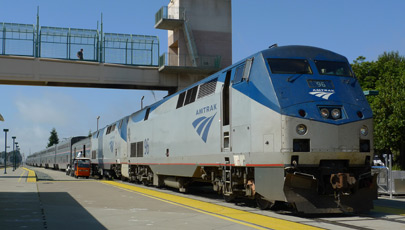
[4,129,9,174]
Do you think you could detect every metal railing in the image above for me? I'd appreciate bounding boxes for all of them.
[159,53,221,69]
[39,27,99,61]
[1,23,36,56]
[155,6,185,24]
[0,22,159,66]
[372,154,405,197]
[103,33,159,66]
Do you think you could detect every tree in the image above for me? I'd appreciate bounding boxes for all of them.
[47,128,59,147]
[352,52,405,169]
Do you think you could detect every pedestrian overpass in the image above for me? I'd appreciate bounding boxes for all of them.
[0,55,180,93]
[0,21,221,93]
[0,1,231,93]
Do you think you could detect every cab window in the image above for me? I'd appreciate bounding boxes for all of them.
[268,58,312,74]
[315,60,353,77]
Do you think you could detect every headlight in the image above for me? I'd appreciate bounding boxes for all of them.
[296,124,307,135]
[360,125,368,136]
[320,108,329,118]
[331,108,341,119]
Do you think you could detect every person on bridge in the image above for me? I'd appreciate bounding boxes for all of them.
[77,49,83,60]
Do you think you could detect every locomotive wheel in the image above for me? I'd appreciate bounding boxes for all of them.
[255,194,273,210]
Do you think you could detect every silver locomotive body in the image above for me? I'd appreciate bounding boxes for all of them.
[27,45,377,213]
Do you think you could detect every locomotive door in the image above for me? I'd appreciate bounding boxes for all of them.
[221,59,253,153]
[221,70,232,152]
[230,61,252,154]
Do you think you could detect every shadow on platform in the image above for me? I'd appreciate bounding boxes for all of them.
[0,192,107,230]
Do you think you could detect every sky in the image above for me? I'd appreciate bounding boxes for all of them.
[0,0,404,157]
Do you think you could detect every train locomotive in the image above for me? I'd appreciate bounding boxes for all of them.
[27,45,377,213]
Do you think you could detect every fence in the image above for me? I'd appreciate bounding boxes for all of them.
[1,23,36,56]
[0,22,159,66]
[103,33,159,66]
[372,154,405,197]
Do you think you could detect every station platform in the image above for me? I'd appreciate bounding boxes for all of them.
[0,167,44,229]
[1,167,405,230]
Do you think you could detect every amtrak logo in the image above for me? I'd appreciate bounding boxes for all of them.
[309,89,335,100]
[192,113,217,143]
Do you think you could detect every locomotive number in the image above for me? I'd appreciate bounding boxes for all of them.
[307,79,334,89]
[316,81,326,88]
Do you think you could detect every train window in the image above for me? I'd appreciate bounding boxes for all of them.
[314,61,353,77]
[197,78,217,99]
[111,124,116,132]
[243,57,254,81]
[119,120,123,129]
[184,86,198,106]
[233,64,245,83]
[268,58,312,74]
[176,92,186,109]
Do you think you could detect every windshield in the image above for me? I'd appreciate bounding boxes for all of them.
[315,60,353,77]
[268,58,312,74]
[77,160,90,168]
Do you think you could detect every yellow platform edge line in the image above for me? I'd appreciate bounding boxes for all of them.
[18,170,26,182]
[101,180,324,230]
[373,205,405,216]
[21,167,37,182]
[114,185,269,230]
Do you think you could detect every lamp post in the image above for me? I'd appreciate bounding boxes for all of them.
[15,142,18,170]
[97,116,100,132]
[16,144,19,168]
[4,129,9,174]
[12,137,16,171]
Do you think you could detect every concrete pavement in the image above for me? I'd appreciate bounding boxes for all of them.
[0,167,44,229]
[1,166,405,230]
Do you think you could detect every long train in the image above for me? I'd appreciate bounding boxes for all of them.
[27,45,377,213]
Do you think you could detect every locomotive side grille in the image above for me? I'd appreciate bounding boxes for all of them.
[197,78,217,99]
[130,143,137,157]
[136,142,144,157]
[130,141,144,157]
[176,92,186,109]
